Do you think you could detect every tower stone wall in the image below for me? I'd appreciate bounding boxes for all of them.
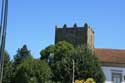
[55,23,94,49]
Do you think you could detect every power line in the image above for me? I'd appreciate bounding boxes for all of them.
[0,0,8,83]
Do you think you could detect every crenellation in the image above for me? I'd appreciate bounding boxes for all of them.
[63,24,67,28]
[73,23,77,28]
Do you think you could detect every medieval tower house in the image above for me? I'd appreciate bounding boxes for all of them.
[55,23,94,50]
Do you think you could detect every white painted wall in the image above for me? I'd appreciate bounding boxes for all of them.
[102,66,125,83]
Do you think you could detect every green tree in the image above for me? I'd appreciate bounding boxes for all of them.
[2,51,13,83]
[14,44,32,66]
[40,45,55,60]
[12,45,33,82]
[52,47,105,83]
[51,41,74,83]
[54,41,74,61]
[40,41,105,83]
[40,41,74,61]
[14,58,52,83]
[72,48,105,83]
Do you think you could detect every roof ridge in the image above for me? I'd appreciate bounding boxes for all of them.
[95,48,125,51]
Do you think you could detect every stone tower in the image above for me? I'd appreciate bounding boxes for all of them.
[55,23,94,49]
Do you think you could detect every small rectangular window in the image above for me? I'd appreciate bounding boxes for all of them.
[112,73,122,83]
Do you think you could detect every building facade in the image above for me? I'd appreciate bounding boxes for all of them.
[55,23,125,83]
[95,48,125,83]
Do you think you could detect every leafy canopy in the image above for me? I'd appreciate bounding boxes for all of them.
[40,41,105,83]
[14,58,52,83]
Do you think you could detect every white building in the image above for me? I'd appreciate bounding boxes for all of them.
[95,48,125,83]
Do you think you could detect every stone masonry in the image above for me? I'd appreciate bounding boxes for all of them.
[55,23,94,50]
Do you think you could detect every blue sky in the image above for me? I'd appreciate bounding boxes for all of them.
[1,0,125,59]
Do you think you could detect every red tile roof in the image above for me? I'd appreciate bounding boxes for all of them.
[95,48,125,64]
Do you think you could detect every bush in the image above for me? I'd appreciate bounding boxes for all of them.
[75,78,96,83]
[85,78,96,83]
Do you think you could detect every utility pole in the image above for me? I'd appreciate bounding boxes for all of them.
[0,0,8,83]
[72,59,74,83]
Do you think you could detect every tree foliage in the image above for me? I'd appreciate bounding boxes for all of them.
[14,58,52,83]
[3,41,105,83]
[40,41,74,61]
[40,45,55,60]
[54,41,74,61]
[72,48,105,83]
[40,41,105,83]
[3,51,13,83]
[13,44,32,66]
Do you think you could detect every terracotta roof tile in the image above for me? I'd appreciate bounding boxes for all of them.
[95,48,125,64]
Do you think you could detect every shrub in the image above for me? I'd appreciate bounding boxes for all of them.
[75,78,96,83]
